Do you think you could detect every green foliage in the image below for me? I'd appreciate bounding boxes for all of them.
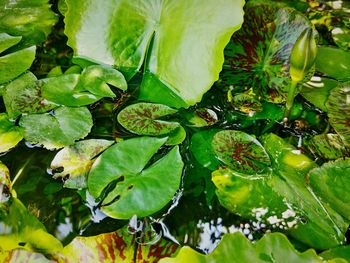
[88,136,183,219]
[64,0,244,108]
[0,113,23,153]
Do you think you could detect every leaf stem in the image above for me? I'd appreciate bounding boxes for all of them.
[11,157,32,186]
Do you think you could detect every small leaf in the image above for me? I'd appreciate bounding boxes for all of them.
[117,103,180,136]
[3,72,56,118]
[0,113,23,153]
[0,162,11,205]
[19,107,93,150]
[75,65,127,97]
[212,130,271,175]
[321,246,350,262]
[0,33,21,53]
[51,139,114,189]
[326,82,350,147]
[88,136,183,219]
[308,159,350,221]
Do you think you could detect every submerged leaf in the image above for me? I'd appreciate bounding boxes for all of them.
[212,130,271,175]
[326,82,350,147]
[222,0,314,102]
[64,0,244,107]
[160,232,326,263]
[0,113,23,153]
[88,137,183,219]
[51,139,114,189]
[19,107,93,150]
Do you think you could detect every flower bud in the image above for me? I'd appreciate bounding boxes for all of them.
[289,28,317,83]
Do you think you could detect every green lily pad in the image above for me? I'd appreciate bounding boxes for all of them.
[117,103,180,136]
[19,107,93,150]
[321,246,350,262]
[0,0,57,48]
[51,139,114,189]
[308,159,350,221]
[0,113,23,153]
[75,65,127,97]
[332,27,350,50]
[88,137,183,219]
[212,130,271,175]
[326,81,350,147]
[0,33,21,53]
[64,0,244,107]
[316,47,350,81]
[3,72,56,118]
[165,126,187,146]
[160,232,327,263]
[231,93,263,113]
[222,0,314,103]
[182,108,218,128]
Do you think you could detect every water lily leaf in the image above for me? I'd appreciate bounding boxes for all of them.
[212,130,271,175]
[305,134,348,160]
[75,65,127,97]
[231,93,263,114]
[3,72,56,118]
[160,232,326,263]
[0,45,35,85]
[0,114,23,153]
[19,107,93,150]
[88,137,183,219]
[0,33,21,53]
[51,139,114,189]
[316,47,350,81]
[326,82,350,147]
[117,103,180,136]
[261,133,348,249]
[64,0,244,108]
[56,226,179,262]
[182,108,218,128]
[321,246,350,262]
[0,0,57,48]
[308,159,350,221]
[222,0,314,103]
[190,129,221,171]
[165,126,187,146]
[0,250,52,263]
[332,27,350,50]
[0,162,11,207]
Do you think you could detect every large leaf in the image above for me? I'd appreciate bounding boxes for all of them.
[212,130,271,175]
[0,113,23,153]
[222,0,314,103]
[3,72,56,118]
[160,232,328,263]
[326,82,350,147]
[117,103,179,136]
[0,0,57,47]
[0,250,52,263]
[19,107,93,150]
[64,0,244,108]
[88,137,183,219]
[308,159,350,221]
[50,139,114,189]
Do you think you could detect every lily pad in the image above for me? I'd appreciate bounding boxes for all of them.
[117,103,180,136]
[88,137,183,219]
[160,232,326,263]
[64,0,244,107]
[0,0,57,48]
[308,159,350,221]
[0,250,52,263]
[19,107,93,150]
[212,130,271,175]
[3,72,56,118]
[222,0,314,103]
[326,82,350,147]
[0,113,23,153]
[0,33,21,53]
[50,139,114,189]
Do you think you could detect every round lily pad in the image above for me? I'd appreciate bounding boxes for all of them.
[212,130,271,175]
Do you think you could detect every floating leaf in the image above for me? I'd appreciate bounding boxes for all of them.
[231,93,263,113]
[0,33,21,53]
[0,249,52,263]
[117,103,180,136]
[88,137,183,219]
[75,65,127,97]
[64,0,244,107]
[165,126,187,146]
[182,108,218,128]
[321,245,350,262]
[190,129,221,171]
[212,130,271,175]
[326,82,350,147]
[3,72,56,118]
[0,0,57,48]
[160,232,327,263]
[332,27,350,50]
[222,0,314,103]
[19,107,93,150]
[51,139,114,189]
[316,47,350,81]
[0,113,23,153]
[308,159,350,221]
